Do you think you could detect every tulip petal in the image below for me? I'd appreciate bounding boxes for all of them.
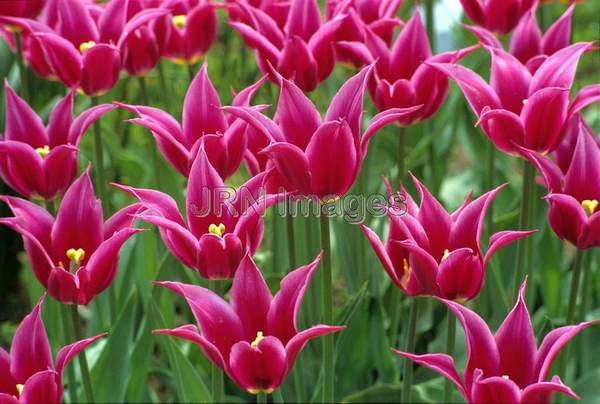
[307,16,344,83]
[284,325,344,373]
[80,43,120,96]
[3,81,47,146]
[483,230,537,269]
[229,337,286,393]
[104,203,143,238]
[0,141,45,198]
[261,142,312,195]
[183,3,217,60]
[153,325,226,369]
[530,42,593,94]
[55,0,98,46]
[476,107,525,154]
[568,84,600,117]
[359,224,405,290]
[471,372,521,403]
[55,333,106,376]
[276,77,321,150]
[436,247,481,301]
[278,36,318,92]
[229,21,281,67]
[361,106,423,155]
[285,0,320,41]
[523,150,563,193]
[509,10,542,64]
[68,103,117,146]
[488,47,532,114]
[19,370,60,404]
[222,106,284,143]
[521,376,579,403]
[42,145,78,199]
[112,184,185,226]
[394,239,440,296]
[390,9,431,80]
[197,233,243,279]
[522,87,569,152]
[546,193,588,246]
[541,4,574,56]
[46,92,74,147]
[34,33,82,89]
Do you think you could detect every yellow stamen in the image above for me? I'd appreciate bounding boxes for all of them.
[208,223,226,237]
[79,41,96,54]
[442,249,451,261]
[453,296,468,304]
[16,384,24,396]
[248,388,275,394]
[169,54,203,65]
[172,15,187,30]
[581,199,598,216]
[35,145,50,158]
[66,248,85,266]
[6,25,21,33]
[400,258,410,289]
[522,99,528,105]
[250,331,264,349]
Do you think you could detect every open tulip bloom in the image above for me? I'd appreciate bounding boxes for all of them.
[337,9,478,126]
[115,147,278,279]
[118,62,265,179]
[430,42,600,156]
[360,175,535,301]
[224,64,421,201]
[0,169,143,305]
[0,81,116,200]
[395,279,596,403]
[460,0,536,35]
[525,118,600,249]
[153,254,344,394]
[0,295,105,404]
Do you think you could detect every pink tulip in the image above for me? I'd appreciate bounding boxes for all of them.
[0,169,143,305]
[225,65,421,201]
[552,115,600,173]
[525,118,600,249]
[395,279,596,403]
[0,82,116,200]
[360,174,534,301]
[154,254,344,394]
[229,0,346,92]
[337,9,477,125]
[430,42,599,155]
[115,147,278,279]
[117,62,265,179]
[0,295,105,404]
[225,0,290,31]
[460,0,536,35]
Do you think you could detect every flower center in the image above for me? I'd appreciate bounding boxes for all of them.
[16,384,24,396]
[66,248,85,271]
[250,331,264,349]
[581,199,598,216]
[441,249,451,261]
[400,258,410,289]
[79,41,96,54]
[172,15,186,29]
[35,145,50,158]
[208,223,226,237]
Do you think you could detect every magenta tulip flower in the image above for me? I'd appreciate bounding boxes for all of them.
[115,147,277,279]
[118,62,265,179]
[229,0,346,92]
[525,119,600,249]
[395,279,595,403]
[552,115,599,174]
[0,169,143,305]
[337,9,477,125]
[466,3,575,73]
[460,0,536,35]
[360,175,534,301]
[154,254,344,394]
[158,0,217,65]
[225,65,421,201]
[0,82,116,200]
[0,295,105,404]
[430,42,599,156]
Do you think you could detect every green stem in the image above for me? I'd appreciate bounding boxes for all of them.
[60,304,78,403]
[157,61,169,106]
[187,63,195,83]
[425,0,436,53]
[14,30,29,102]
[257,392,268,404]
[485,140,496,233]
[513,161,535,299]
[397,127,406,181]
[90,96,107,213]
[286,213,296,270]
[402,299,419,403]
[69,305,94,403]
[209,280,225,402]
[444,310,456,402]
[137,75,149,105]
[319,211,334,403]
[566,250,584,326]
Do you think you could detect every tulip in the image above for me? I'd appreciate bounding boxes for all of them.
[430,42,599,156]
[225,65,421,201]
[466,4,575,73]
[154,253,344,394]
[228,0,346,92]
[0,82,116,200]
[552,115,599,174]
[115,147,277,279]
[395,279,595,403]
[118,62,265,179]
[0,1,44,18]
[0,295,105,404]
[337,9,477,125]
[460,0,536,35]
[360,174,534,301]
[225,0,290,31]
[0,169,143,305]
[158,0,217,65]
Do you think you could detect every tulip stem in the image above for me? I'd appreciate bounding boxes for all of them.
[397,127,406,181]
[319,211,334,403]
[485,140,496,233]
[157,61,169,107]
[402,299,418,403]
[14,30,29,102]
[513,160,535,300]
[257,392,268,403]
[209,280,225,403]
[60,304,78,403]
[187,63,195,83]
[444,310,456,402]
[69,304,95,403]
[90,96,107,212]
[286,213,296,270]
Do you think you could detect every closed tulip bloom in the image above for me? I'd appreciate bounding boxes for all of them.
[0,82,116,200]
[225,65,421,201]
[337,9,477,125]
[460,0,536,35]
[154,254,344,394]
[118,62,265,179]
[395,279,595,403]
[0,170,143,305]
[360,175,534,301]
[526,119,600,249]
[159,0,217,65]
[0,295,105,404]
[229,0,346,92]
[115,147,277,279]
[430,42,599,156]
[552,115,599,173]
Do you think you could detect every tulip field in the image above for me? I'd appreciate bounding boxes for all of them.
[1,0,600,403]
